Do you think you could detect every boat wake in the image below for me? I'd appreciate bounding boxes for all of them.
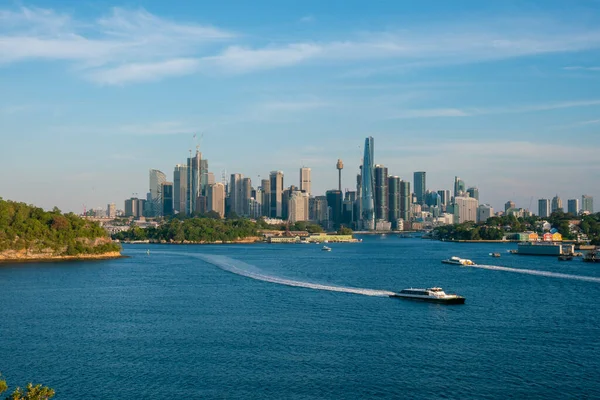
[195,254,395,297]
[470,264,600,284]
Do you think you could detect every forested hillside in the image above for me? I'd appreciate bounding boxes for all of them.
[0,198,120,257]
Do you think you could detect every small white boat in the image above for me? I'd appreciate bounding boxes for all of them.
[442,256,475,266]
[322,246,332,252]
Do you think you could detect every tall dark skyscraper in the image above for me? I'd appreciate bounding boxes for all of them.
[261,179,271,217]
[242,177,252,216]
[187,150,208,215]
[326,190,343,229]
[374,165,389,221]
[161,182,174,216]
[173,164,187,214]
[467,187,479,201]
[388,176,400,229]
[361,137,375,230]
[400,180,411,222]
[414,171,426,205]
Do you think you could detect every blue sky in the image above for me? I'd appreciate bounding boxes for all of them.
[1,0,599,213]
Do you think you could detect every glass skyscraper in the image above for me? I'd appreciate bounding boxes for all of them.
[414,171,426,205]
[361,136,375,230]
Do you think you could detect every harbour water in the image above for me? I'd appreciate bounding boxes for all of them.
[1,236,599,399]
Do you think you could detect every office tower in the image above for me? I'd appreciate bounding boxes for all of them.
[477,204,494,223]
[454,196,479,223]
[107,203,116,218]
[270,171,284,218]
[149,169,166,217]
[187,150,206,215]
[454,176,466,198]
[206,172,215,186]
[229,174,244,216]
[582,195,594,213]
[414,171,426,205]
[567,199,579,215]
[374,165,389,221]
[300,167,311,195]
[400,180,411,222]
[208,182,226,218]
[467,187,479,201]
[426,191,441,208]
[505,201,515,212]
[288,190,310,222]
[326,190,343,229]
[343,191,357,226]
[124,198,137,218]
[310,196,329,226]
[361,137,375,229]
[242,177,252,216]
[162,182,174,216]
[195,196,207,214]
[388,176,400,229]
[538,199,550,218]
[173,164,188,214]
[437,190,450,206]
[551,195,563,213]
[336,160,344,192]
[261,179,271,217]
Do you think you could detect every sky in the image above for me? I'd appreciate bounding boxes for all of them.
[1,0,599,214]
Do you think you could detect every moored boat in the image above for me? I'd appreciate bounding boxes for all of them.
[322,246,332,252]
[442,256,475,266]
[390,287,465,304]
[490,253,501,258]
[583,250,600,263]
[558,255,573,261]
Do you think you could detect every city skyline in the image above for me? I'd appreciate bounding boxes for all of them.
[1,1,600,213]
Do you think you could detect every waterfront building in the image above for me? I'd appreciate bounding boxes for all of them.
[208,182,226,218]
[538,199,551,218]
[149,169,166,217]
[551,195,563,213]
[361,137,375,230]
[454,196,479,223]
[568,199,579,215]
[454,176,466,198]
[326,190,343,230]
[374,165,389,221]
[288,190,310,222]
[242,177,252,216]
[582,195,594,213]
[505,201,515,212]
[162,182,174,216]
[270,171,284,218]
[261,179,271,217]
[107,203,116,219]
[173,164,188,214]
[467,187,479,201]
[229,174,244,216]
[388,176,400,229]
[477,204,493,223]
[400,180,411,222]
[414,171,426,205]
[300,167,311,195]
[437,190,451,206]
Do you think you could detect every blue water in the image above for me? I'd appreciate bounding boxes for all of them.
[1,236,599,399]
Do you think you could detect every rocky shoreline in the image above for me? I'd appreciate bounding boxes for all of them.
[0,250,124,263]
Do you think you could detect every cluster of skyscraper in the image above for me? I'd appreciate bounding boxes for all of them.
[537,195,594,218]
[118,136,594,230]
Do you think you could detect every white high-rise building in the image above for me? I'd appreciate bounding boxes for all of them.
[454,196,479,223]
[149,169,166,217]
[208,183,226,218]
[300,167,311,196]
[107,203,116,218]
[288,191,310,222]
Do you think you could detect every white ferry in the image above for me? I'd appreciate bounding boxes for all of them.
[390,287,466,304]
[441,256,475,266]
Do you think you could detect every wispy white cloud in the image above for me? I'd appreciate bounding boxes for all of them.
[388,99,600,119]
[579,119,600,125]
[0,6,234,82]
[259,100,331,111]
[299,15,315,23]
[88,58,201,85]
[563,66,600,71]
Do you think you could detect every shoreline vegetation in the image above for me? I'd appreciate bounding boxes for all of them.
[0,198,121,263]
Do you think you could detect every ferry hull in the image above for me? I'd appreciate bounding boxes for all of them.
[390,295,466,305]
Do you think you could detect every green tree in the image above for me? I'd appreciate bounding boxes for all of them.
[337,226,353,235]
[0,374,54,400]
